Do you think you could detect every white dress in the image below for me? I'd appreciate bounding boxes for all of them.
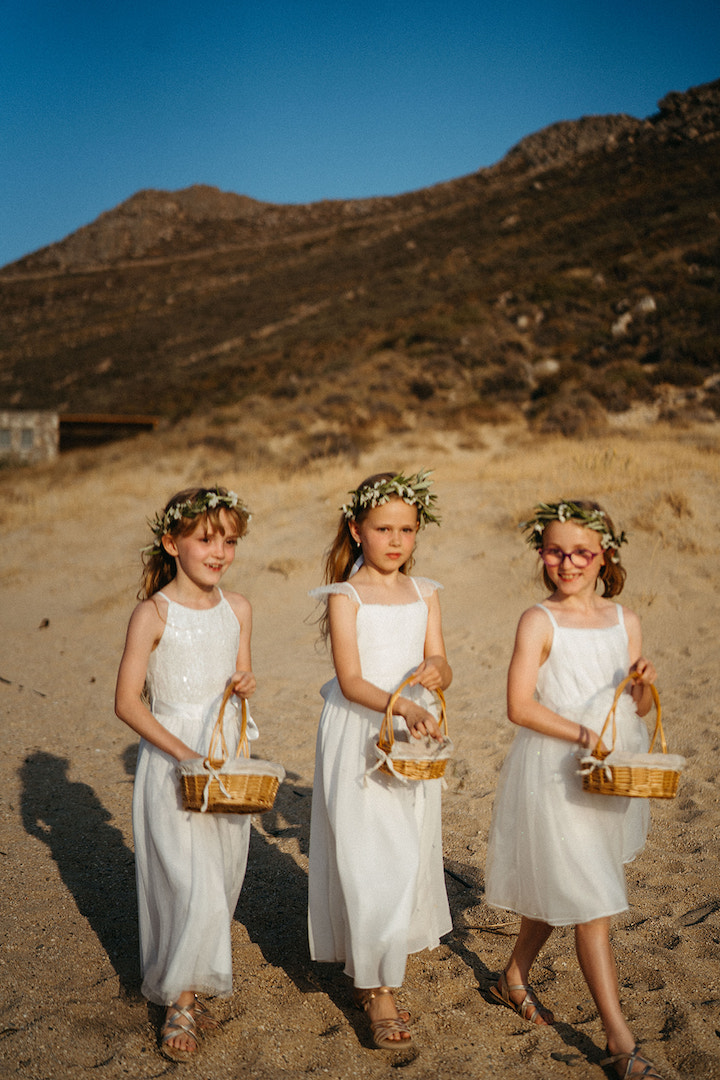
[132,590,252,1005]
[485,604,650,926]
[307,578,452,989]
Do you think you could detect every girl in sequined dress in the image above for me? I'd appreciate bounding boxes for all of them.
[115,486,256,1063]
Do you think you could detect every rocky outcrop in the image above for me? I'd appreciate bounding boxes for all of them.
[494,78,720,176]
[501,113,642,173]
[650,78,720,142]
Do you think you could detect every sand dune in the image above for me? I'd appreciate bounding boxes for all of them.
[1,423,718,1079]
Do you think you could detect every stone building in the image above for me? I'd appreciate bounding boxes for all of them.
[0,410,59,463]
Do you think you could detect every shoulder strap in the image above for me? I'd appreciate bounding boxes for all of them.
[308,582,362,604]
[535,602,558,628]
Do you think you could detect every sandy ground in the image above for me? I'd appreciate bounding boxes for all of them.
[1,422,719,1080]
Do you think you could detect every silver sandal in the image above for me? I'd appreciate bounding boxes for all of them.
[601,1044,664,1079]
[489,970,555,1025]
[353,986,412,1049]
[159,1001,201,1062]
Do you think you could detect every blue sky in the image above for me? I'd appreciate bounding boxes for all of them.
[1,1,718,268]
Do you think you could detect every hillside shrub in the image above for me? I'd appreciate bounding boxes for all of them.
[531,390,607,437]
[586,361,655,411]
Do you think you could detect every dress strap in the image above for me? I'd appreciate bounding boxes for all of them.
[308,581,362,604]
[344,582,362,605]
[615,603,625,629]
[535,603,559,628]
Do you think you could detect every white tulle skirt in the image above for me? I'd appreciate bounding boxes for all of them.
[486,697,650,927]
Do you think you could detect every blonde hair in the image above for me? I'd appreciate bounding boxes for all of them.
[139,486,250,599]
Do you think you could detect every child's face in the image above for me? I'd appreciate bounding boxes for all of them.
[349,498,419,574]
[541,520,604,595]
[162,510,239,590]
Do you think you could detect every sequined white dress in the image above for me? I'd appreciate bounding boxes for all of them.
[486,603,650,926]
[132,589,252,1005]
[307,578,452,989]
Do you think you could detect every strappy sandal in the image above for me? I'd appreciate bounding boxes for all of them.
[353,986,412,1049]
[159,1001,201,1062]
[191,996,221,1033]
[489,969,555,1026]
[601,1044,664,1079]
[353,987,410,1024]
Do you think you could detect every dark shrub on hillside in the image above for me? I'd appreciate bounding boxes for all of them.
[704,384,720,417]
[531,390,607,437]
[480,359,531,402]
[651,360,707,387]
[586,361,655,412]
[410,377,435,400]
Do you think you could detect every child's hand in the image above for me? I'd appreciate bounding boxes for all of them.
[230,670,256,698]
[396,698,444,742]
[587,731,610,758]
[409,656,447,692]
[629,657,657,685]
[178,749,204,763]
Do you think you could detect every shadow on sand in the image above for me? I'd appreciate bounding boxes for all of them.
[443,858,606,1070]
[234,771,317,992]
[19,749,141,998]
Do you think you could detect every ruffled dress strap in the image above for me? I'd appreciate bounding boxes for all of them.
[411,576,443,599]
[309,581,362,604]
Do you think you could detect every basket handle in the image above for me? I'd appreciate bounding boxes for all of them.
[206,682,250,767]
[377,673,448,749]
[591,674,665,760]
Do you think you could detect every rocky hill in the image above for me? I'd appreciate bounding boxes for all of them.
[1,79,718,457]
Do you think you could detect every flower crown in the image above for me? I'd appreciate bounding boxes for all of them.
[143,488,251,555]
[520,500,627,562]
[341,469,440,528]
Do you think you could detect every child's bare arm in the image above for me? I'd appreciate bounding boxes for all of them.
[115,601,202,761]
[625,607,657,716]
[329,593,443,740]
[508,607,608,753]
[408,588,452,693]
[225,591,256,698]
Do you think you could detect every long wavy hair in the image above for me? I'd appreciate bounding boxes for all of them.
[139,486,250,599]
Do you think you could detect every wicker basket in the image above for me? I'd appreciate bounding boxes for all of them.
[177,685,285,813]
[375,674,453,781]
[580,675,684,799]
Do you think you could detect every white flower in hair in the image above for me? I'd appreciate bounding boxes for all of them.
[520,500,627,553]
[142,487,251,556]
[341,469,440,528]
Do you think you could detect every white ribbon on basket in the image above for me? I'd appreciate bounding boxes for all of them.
[199,760,232,812]
[366,738,450,787]
[366,743,408,784]
[578,753,614,783]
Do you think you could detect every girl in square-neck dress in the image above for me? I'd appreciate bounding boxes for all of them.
[485,499,665,1080]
